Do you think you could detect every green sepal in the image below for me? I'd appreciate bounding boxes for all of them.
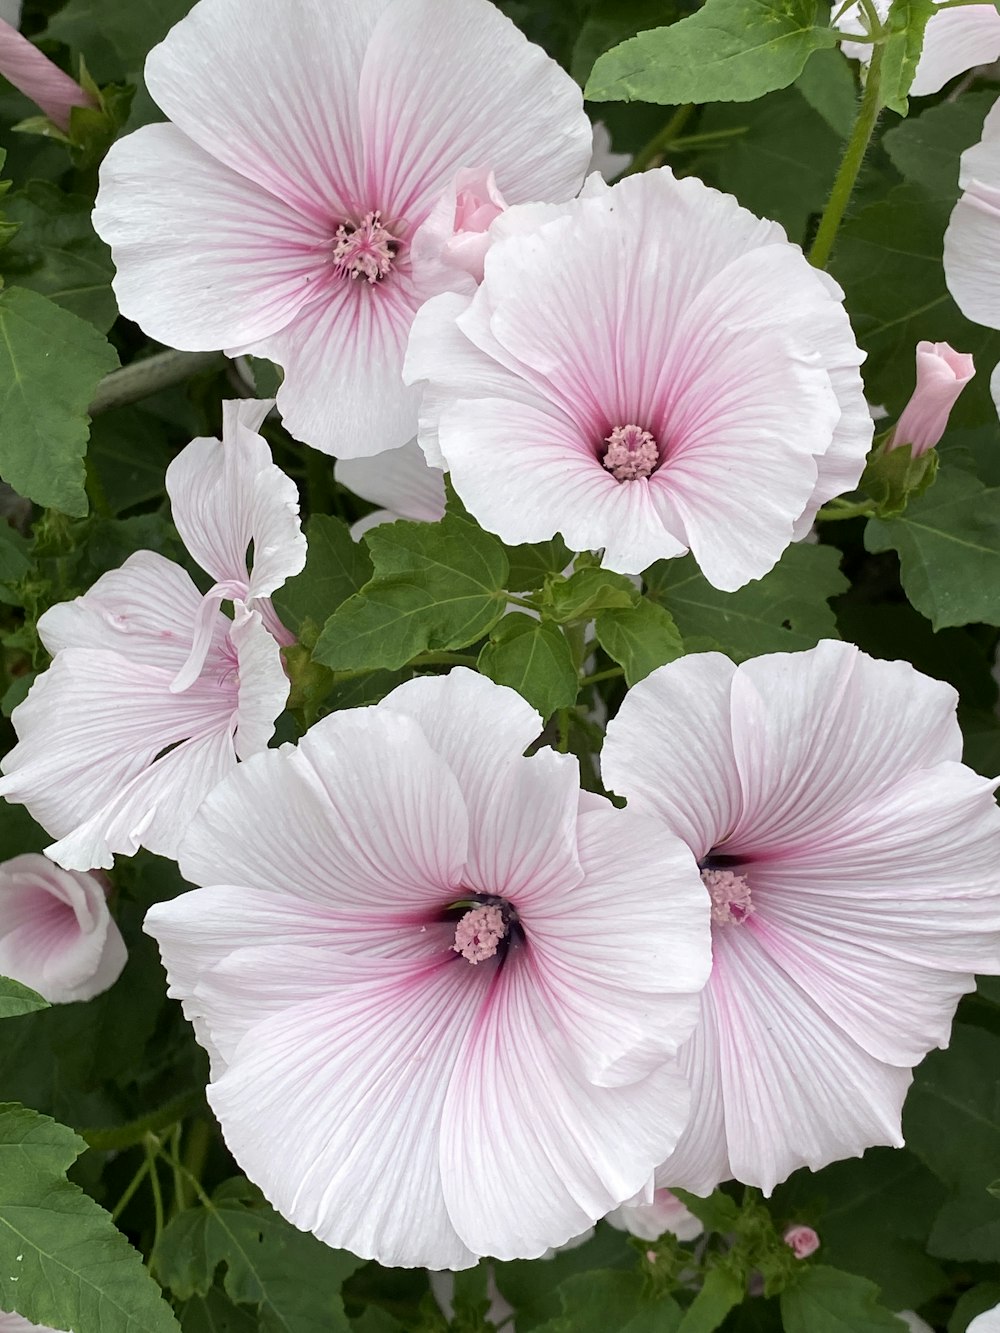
[860,434,939,518]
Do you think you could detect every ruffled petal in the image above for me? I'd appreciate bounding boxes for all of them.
[229,605,290,760]
[601,653,741,860]
[654,991,732,1196]
[166,399,306,600]
[94,124,329,350]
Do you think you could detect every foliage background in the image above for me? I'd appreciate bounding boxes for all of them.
[2,0,1000,1330]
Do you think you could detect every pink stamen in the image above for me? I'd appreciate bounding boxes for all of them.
[453,903,507,964]
[701,868,754,927]
[332,211,398,284]
[602,424,659,482]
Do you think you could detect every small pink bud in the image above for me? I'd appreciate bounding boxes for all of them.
[0,18,96,132]
[889,340,975,457]
[783,1224,820,1259]
[645,1249,658,1264]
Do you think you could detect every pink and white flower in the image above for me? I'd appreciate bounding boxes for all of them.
[601,640,1000,1195]
[404,169,872,588]
[144,668,712,1268]
[0,401,301,871]
[0,854,125,1004]
[606,1187,703,1243]
[888,341,975,456]
[838,0,1000,97]
[93,0,592,460]
[0,17,95,131]
[945,102,1000,356]
[335,437,446,537]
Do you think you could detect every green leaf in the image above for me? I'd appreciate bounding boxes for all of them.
[0,976,48,1019]
[505,536,572,592]
[646,544,846,661]
[534,1270,683,1333]
[87,407,177,514]
[883,91,995,203]
[179,1288,259,1333]
[0,286,118,515]
[478,613,579,717]
[154,1178,363,1333]
[494,1226,633,1330]
[570,0,676,84]
[45,0,197,80]
[544,567,639,623]
[585,0,839,105]
[793,46,857,137]
[950,1283,1000,1333]
[860,438,938,518]
[313,511,508,671]
[271,514,372,645]
[865,467,1000,629]
[2,183,116,332]
[594,599,684,685]
[0,519,30,586]
[677,1267,744,1333]
[0,1102,180,1333]
[879,0,937,116]
[671,1188,742,1234]
[779,1266,906,1331]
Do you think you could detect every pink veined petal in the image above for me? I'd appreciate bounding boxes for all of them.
[601,653,741,860]
[203,949,489,1269]
[143,0,385,223]
[229,605,289,760]
[526,805,710,1087]
[654,990,733,1196]
[704,925,911,1193]
[93,124,331,350]
[0,855,125,1004]
[0,18,94,130]
[357,0,590,223]
[606,1188,703,1243]
[240,271,422,458]
[377,669,584,907]
[178,705,469,918]
[335,438,446,523]
[166,399,306,601]
[725,641,964,858]
[439,951,692,1260]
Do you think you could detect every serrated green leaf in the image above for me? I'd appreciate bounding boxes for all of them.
[594,600,684,685]
[678,1266,744,1333]
[585,0,839,105]
[865,468,1000,629]
[879,0,937,116]
[314,512,508,671]
[794,45,856,137]
[179,1287,259,1333]
[0,286,118,515]
[545,567,639,623]
[0,976,48,1019]
[154,1179,363,1333]
[0,519,30,586]
[478,613,578,717]
[779,1266,906,1331]
[646,544,846,661]
[2,183,116,331]
[533,1269,683,1333]
[671,1188,742,1234]
[570,0,678,85]
[0,1102,180,1333]
[883,91,995,202]
[271,514,372,644]
[505,536,572,592]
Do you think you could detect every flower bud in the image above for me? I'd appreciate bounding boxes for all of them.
[783,1224,820,1259]
[889,341,975,456]
[0,18,96,131]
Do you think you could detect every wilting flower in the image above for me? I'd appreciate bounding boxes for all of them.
[602,640,1000,1194]
[335,437,446,537]
[0,18,95,130]
[838,0,1000,96]
[0,854,125,1004]
[405,169,871,588]
[0,401,301,871]
[606,1188,702,1243]
[145,669,711,1268]
[945,102,1000,344]
[93,0,592,460]
[888,341,975,456]
[783,1225,820,1259]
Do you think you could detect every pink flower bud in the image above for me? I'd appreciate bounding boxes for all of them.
[0,854,126,1004]
[890,340,975,456]
[783,1224,820,1259]
[410,165,508,299]
[0,18,95,132]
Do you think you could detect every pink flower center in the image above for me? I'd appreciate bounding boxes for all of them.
[701,868,754,927]
[453,903,508,964]
[332,211,399,284]
[602,424,659,482]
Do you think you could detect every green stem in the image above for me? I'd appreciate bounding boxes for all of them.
[815,497,878,521]
[110,1155,151,1223]
[167,1125,185,1219]
[808,39,886,270]
[668,126,750,151]
[622,104,695,177]
[556,709,571,754]
[580,666,624,688]
[182,1117,213,1196]
[89,349,224,415]
[410,651,479,669]
[143,1135,166,1248]
[504,593,542,612]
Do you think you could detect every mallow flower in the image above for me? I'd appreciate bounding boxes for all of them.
[838,0,1000,97]
[601,640,1000,1195]
[0,400,303,871]
[888,341,974,456]
[0,855,126,1004]
[335,438,446,537]
[606,1188,703,1243]
[93,0,592,460]
[144,668,712,1268]
[404,169,872,588]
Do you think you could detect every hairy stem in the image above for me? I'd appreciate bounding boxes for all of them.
[89,349,224,415]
